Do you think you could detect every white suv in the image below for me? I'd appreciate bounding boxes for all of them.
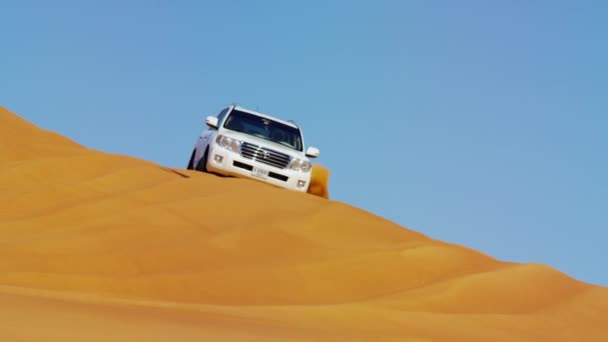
[187,104,320,192]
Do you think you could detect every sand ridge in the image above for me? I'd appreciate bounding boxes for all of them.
[1,105,607,341]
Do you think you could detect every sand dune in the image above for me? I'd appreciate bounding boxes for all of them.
[1,105,607,341]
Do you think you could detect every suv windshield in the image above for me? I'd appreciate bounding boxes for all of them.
[223,109,303,151]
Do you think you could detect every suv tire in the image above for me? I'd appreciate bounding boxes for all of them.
[195,148,209,172]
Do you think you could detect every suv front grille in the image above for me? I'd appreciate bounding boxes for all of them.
[240,142,291,169]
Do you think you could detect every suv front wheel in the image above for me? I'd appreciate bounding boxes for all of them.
[195,147,209,172]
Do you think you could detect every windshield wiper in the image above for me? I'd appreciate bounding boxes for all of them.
[274,140,295,148]
[249,133,297,150]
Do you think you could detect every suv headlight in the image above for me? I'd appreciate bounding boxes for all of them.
[289,157,311,172]
[215,134,241,153]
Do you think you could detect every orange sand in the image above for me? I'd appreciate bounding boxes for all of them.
[308,164,330,199]
[1,105,607,341]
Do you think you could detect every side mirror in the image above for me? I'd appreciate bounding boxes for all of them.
[305,146,320,158]
[205,116,218,128]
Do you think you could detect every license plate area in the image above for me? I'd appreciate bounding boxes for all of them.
[252,167,269,179]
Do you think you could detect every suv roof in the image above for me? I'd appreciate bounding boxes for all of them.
[230,105,299,129]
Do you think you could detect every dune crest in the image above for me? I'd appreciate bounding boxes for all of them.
[1,105,607,341]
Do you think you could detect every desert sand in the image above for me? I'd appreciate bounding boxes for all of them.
[1,105,607,341]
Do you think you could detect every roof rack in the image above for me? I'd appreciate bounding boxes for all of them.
[287,119,300,128]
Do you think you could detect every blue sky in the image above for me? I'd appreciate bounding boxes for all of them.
[2,1,607,285]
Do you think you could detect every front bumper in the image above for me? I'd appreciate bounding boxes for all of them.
[205,144,312,192]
